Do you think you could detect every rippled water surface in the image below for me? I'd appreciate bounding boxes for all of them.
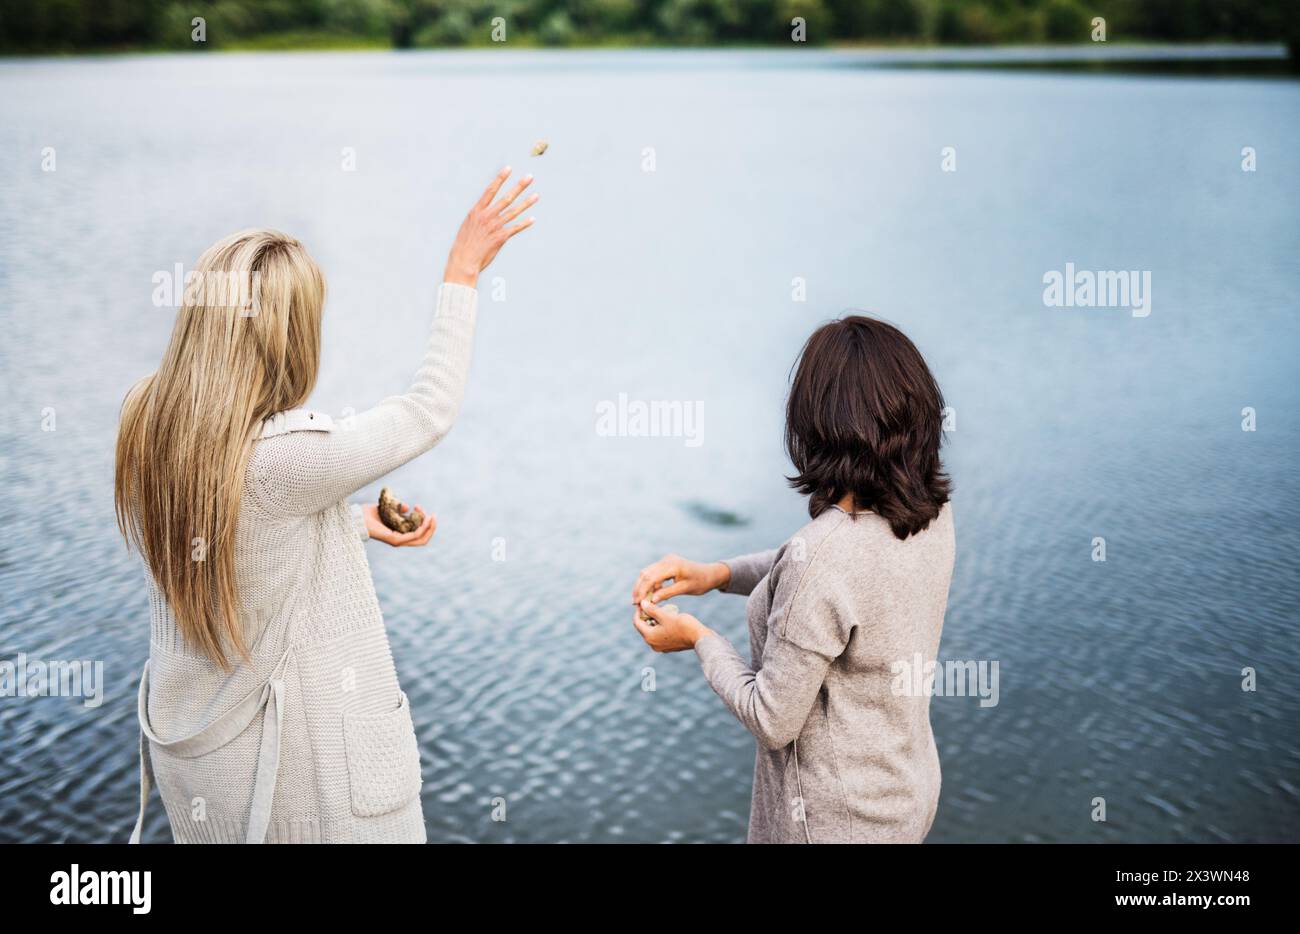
[1,51,1298,843]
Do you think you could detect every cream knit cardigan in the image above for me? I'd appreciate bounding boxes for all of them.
[128,282,478,844]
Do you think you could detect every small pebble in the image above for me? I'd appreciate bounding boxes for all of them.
[641,602,678,626]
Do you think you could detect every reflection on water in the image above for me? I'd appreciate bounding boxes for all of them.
[0,51,1297,843]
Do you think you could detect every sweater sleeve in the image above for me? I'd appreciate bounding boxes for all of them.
[695,631,836,750]
[696,550,854,750]
[720,549,779,596]
[251,282,478,517]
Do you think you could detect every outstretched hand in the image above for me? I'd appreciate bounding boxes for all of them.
[362,502,437,547]
[443,166,539,288]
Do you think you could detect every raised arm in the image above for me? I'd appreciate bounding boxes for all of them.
[251,282,477,516]
[251,168,538,518]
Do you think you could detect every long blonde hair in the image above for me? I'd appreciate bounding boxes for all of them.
[115,229,325,670]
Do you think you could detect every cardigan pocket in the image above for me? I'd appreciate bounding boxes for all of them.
[342,690,423,817]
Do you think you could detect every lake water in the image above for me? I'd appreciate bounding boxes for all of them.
[1,49,1297,843]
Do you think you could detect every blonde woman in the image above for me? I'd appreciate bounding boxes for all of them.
[116,168,537,844]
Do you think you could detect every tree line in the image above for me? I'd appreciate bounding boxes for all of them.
[1,0,1295,53]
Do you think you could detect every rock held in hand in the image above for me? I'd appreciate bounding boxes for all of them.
[378,486,425,534]
[641,601,678,626]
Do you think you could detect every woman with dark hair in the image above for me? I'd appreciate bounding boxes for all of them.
[631,315,955,844]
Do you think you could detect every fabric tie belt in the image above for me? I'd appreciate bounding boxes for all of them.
[129,648,293,845]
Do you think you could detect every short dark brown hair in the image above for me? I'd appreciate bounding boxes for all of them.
[785,315,951,540]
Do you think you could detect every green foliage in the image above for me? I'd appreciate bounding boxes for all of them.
[0,0,1294,52]
[935,1,996,44]
[414,8,474,46]
[537,9,575,44]
[777,0,832,43]
[1042,0,1090,42]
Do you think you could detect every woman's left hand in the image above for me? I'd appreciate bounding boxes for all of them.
[633,599,713,653]
[362,503,437,547]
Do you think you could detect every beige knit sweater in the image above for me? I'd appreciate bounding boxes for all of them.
[128,282,478,844]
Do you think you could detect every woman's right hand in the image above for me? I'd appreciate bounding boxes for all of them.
[632,554,731,606]
[443,166,539,288]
